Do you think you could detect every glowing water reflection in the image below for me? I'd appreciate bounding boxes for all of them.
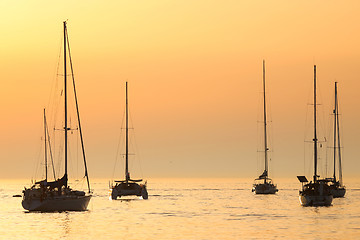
[0,178,359,239]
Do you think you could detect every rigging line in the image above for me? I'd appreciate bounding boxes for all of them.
[47,33,63,111]
[55,134,64,179]
[66,27,91,193]
[303,141,306,176]
[303,77,313,177]
[331,91,336,179]
[315,82,329,178]
[47,129,57,181]
[265,71,275,177]
[50,90,61,126]
[256,90,263,174]
[47,58,62,147]
[33,110,45,181]
[315,86,328,150]
[266,83,275,155]
[304,68,315,143]
[112,109,126,181]
[45,109,57,180]
[48,83,63,153]
[338,116,343,184]
[77,124,79,180]
[326,91,336,178]
[33,135,44,181]
[324,143,328,177]
[304,111,312,177]
[336,84,343,184]
[305,144,311,177]
[67,142,75,180]
[72,177,86,190]
[132,132,144,178]
[53,121,60,175]
[51,122,57,178]
[129,109,144,178]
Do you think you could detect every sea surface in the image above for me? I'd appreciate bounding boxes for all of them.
[0,178,359,240]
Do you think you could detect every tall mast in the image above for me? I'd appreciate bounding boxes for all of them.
[333,82,338,181]
[64,21,68,186]
[313,65,318,183]
[44,108,48,181]
[336,82,343,185]
[125,82,129,183]
[263,60,268,179]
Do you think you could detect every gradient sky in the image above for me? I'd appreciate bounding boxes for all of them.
[0,1,359,180]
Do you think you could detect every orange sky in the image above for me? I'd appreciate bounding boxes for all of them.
[0,1,359,180]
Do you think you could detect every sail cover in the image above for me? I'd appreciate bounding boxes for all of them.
[258,170,268,179]
[47,174,68,189]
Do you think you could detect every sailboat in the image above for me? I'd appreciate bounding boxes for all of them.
[326,82,346,197]
[297,65,333,206]
[252,60,278,194]
[22,21,92,211]
[110,82,148,200]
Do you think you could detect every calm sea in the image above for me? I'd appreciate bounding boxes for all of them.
[0,178,359,239]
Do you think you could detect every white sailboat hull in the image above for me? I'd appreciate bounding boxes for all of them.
[22,195,91,212]
[299,194,333,206]
[252,183,278,194]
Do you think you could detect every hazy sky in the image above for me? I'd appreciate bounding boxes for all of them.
[0,1,359,180]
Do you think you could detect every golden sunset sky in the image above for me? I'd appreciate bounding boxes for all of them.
[0,1,359,180]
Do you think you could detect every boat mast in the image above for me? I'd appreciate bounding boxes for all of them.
[125,82,129,183]
[263,60,268,181]
[336,82,343,185]
[64,21,68,187]
[333,82,337,182]
[44,108,48,181]
[313,65,318,183]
